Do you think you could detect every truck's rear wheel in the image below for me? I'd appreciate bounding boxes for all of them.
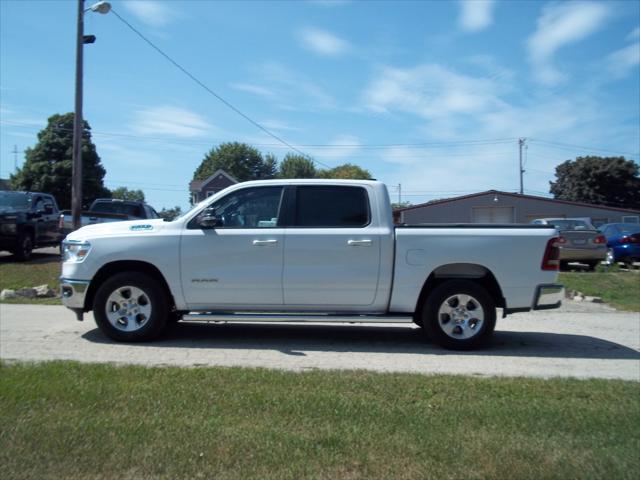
[12,232,33,261]
[421,280,496,350]
[93,272,168,342]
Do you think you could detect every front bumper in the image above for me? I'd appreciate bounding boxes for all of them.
[60,278,90,310]
[533,284,564,310]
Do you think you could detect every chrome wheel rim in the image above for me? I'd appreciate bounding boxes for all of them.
[605,249,615,265]
[105,286,152,332]
[22,236,32,257]
[437,294,485,340]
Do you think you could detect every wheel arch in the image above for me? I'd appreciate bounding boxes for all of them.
[413,263,504,324]
[84,260,175,312]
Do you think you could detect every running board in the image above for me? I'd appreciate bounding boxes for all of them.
[181,312,414,324]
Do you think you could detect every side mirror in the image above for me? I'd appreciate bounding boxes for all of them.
[199,214,223,229]
[43,205,54,214]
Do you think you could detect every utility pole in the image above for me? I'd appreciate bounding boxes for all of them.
[518,138,526,194]
[12,145,18,171]
[397,183,402,204]
[72,0,85,231]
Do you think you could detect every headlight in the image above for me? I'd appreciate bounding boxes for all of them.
[62,240,92,263]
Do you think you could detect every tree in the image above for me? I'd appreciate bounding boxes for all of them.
[158,206,182,221]
[317,163,373,180]
[111,186,145,202]
[278,153,316,178]
[193,142,277,183]
[10,113,110,209]
[391,201,412,210]
[549,156,640,209]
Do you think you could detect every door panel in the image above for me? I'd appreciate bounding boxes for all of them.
[180,228,284,306]
[180,186,285,308]
[283,229,380,306]
[282,186,381,307]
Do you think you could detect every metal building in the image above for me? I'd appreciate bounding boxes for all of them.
[397,190,640,226]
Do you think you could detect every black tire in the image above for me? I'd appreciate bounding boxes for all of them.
[93,272,169,342]
[585,262,598,271]
[421,280,496,350]
[559,260,569,271]
[12,232,34,261]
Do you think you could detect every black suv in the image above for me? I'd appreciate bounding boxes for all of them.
[0,191,63,261]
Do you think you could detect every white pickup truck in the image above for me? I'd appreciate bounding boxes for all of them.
[61,180,563,349]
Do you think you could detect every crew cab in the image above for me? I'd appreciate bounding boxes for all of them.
[60,180,564,350]
[0,190,63,260]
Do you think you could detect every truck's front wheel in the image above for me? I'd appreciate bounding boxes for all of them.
[93,272,168,342]
[421,280,496,350]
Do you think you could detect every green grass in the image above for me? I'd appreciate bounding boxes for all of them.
[0,254,61,304]
[560,272,640,311]
[1,362,638,480]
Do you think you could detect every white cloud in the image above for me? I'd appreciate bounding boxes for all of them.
[628,27,640,41]
[363,64,506,120]
[607,42,640,77]
[260,119,300,132]
[230,83,276,99]
[458,0,495,33]
[246,62,337,111]
[310,135,361,163]
[131,106,214,137]
[527,2,611,85]
[298,27,351,56]
[122,1,175,27]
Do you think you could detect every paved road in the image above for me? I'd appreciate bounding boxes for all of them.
[1,302,638,380]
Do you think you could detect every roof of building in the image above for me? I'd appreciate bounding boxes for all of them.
[396,190,640,214]
[189,169,238,192]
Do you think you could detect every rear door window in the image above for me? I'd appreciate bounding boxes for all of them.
[294,186,370,227]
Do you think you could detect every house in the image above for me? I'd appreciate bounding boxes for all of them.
[0,178,12,190]
[396,190,640,226]
[189,169,238,204]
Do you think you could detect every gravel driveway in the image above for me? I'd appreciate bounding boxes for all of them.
[1,301,638,380]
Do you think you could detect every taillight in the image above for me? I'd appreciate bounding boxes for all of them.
[621,236,630,244]
[557,236,567,244]
[542,237,560,271]
[58,215,64,230]
[594,235,606,244]
[629,234,640,244]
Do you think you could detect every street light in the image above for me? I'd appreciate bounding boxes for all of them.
[71,0,111,231]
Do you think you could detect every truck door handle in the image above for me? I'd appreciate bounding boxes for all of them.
[347,239,372,246]
[252,239,278,246]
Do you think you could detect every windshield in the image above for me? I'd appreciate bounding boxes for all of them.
[549,220,591,230]
[0,192,30,208]
[92,202,144,218]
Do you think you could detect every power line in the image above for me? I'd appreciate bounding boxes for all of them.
[0,120,516,150]
[529,138,639,157]
[108,7,334,168]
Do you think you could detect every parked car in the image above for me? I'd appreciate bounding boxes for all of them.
[598,223,640,267]
[60,180,563,350]
[530,218,606,270]
[59,198,160,237]
[0,190,63,260]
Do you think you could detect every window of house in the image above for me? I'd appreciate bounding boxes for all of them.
[622,216,639,224]
[294,186,370,227]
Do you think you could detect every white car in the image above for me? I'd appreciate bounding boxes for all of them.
[61,180,563,350]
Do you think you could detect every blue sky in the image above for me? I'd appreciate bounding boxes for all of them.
[1,0,639,210]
